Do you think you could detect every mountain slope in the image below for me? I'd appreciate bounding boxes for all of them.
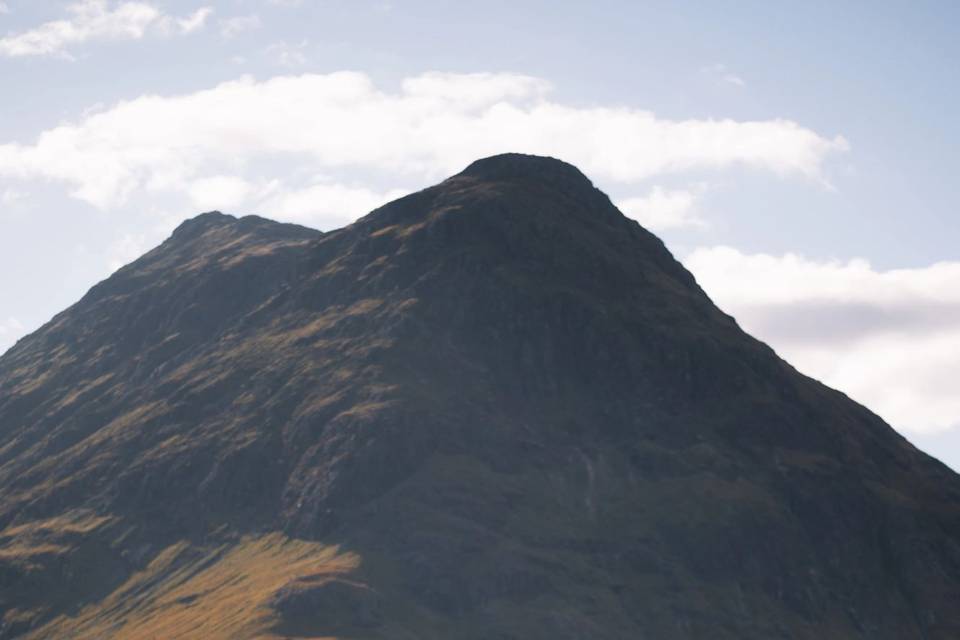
[2,154,960,639]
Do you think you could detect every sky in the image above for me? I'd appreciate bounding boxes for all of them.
[0,1,958,466]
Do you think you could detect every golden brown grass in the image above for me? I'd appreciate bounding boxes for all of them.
[0,511,113,540]
[0,511,113,575]
[28,533,360,640]
[50,372,116,410]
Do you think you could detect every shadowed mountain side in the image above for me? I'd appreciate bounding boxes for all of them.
[2,154,960,639]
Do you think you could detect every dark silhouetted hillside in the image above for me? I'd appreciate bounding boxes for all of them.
[2,154,960,639]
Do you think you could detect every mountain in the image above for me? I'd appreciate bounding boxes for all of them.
[2,153,960,639]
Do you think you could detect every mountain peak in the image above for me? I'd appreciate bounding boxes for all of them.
[3,156,960,639]
[167,211,319,250]
[358,153,619,237]
[170,210,236,239]
[454,152,596,190]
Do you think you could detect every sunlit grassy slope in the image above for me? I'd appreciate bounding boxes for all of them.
[25,533,360,640]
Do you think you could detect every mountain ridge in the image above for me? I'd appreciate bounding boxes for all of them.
[1,154,960,639]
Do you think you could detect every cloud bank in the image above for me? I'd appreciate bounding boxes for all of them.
[0,71,847,220]
[686,246,960,435]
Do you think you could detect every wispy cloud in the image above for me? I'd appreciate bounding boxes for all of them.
[0,71,848,209]
[219,14,261,39]
[686,246,960,435]
[0,0,212,58]
[264,40,308,66]
[702,63,746,87]
[1,187,25,206]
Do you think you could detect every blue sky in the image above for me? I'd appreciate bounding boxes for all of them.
[0,0,958,466]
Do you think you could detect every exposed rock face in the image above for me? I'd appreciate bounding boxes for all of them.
[2,153,960,638]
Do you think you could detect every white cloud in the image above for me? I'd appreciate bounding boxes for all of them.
[0,71,848,210]
[0,317,23,335]
[259,179,408,229]
[1,187,25,206]
[267,0,303,6]
[264,40,308,66]
[0,2,9,15]
[219,14,261,39]
[173,6,211,34]
[401,71,551,109]
[702,63,746,87]
[187,175,254,211]
[0,0,212,58]
[182,174,405,230]
[617,185,706,231]
[107,232,148,271]
[0,316,25,355]
[685,246,960,435]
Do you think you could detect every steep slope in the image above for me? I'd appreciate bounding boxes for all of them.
[2,154,960,639]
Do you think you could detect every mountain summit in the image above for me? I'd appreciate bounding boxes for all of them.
[2,154,960,639]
